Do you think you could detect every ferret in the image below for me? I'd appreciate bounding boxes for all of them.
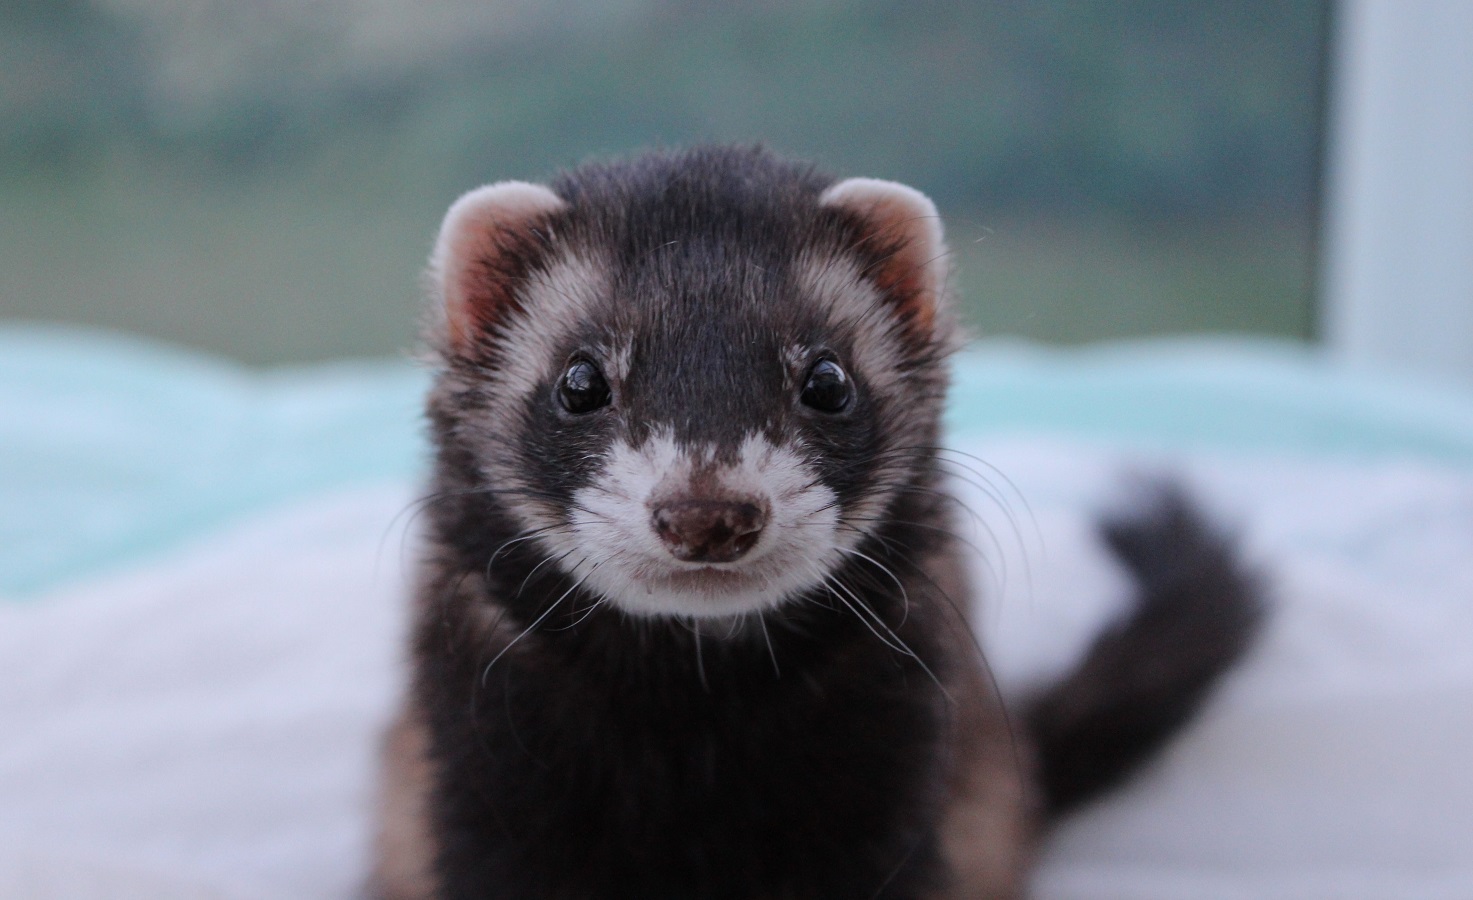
[371,145,1262,900]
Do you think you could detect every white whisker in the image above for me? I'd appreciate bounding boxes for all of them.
[481,560,602,685]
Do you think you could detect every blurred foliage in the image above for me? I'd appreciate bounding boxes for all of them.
[0,0,1328,362]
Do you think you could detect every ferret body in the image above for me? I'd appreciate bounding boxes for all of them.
[373,146,1261,899]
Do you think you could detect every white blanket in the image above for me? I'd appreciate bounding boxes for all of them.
[4,438,1470,899]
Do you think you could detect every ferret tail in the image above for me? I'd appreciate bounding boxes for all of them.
[1024,484,1265,820]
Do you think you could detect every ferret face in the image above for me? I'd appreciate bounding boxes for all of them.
[428,148,954,621]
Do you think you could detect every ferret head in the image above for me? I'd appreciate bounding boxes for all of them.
[426,146,956,621]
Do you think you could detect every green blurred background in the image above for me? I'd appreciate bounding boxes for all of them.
[0,0,1329,365]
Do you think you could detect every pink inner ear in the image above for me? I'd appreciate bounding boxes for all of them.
[433,181,567,349]
[819,178,946,337]
[867,230,938,335]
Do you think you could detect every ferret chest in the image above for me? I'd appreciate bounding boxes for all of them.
[430,621,948,900]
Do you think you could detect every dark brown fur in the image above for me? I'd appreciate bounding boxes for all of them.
[372,146,1262,900]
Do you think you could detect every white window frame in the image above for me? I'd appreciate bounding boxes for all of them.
[1321,0,1473,388]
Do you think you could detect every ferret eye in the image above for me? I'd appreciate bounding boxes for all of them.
[800,358,852,413]
[558,359,611,414]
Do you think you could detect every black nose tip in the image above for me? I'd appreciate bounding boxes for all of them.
[651,499,768,563]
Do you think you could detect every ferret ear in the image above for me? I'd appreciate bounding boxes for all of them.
[819,178,948,336]
[429,181,568,350]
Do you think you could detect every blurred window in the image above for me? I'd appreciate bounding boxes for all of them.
[0,0,1329,364]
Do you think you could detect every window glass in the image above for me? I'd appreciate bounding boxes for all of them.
[0,0,1329,364]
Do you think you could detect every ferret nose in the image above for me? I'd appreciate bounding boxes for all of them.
[651,499,767,563]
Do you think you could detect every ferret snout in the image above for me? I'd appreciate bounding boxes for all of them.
[651,498,768,564]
